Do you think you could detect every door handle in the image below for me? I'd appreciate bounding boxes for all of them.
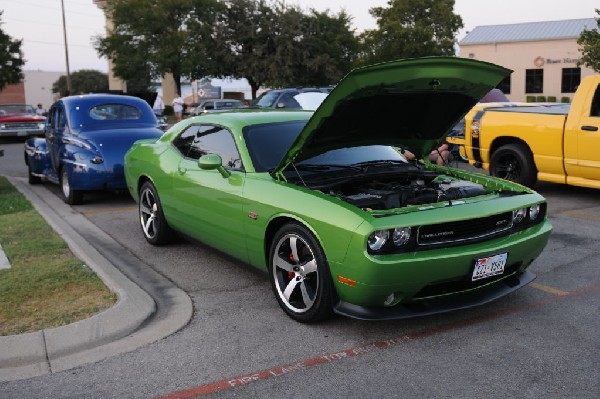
[581,125,598,131]
[177,166,187,175]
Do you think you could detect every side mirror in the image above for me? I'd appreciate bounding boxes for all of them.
[276,102,286,109]
[198,154,231,178]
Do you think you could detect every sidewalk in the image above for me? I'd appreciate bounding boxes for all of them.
[0,177,193,382]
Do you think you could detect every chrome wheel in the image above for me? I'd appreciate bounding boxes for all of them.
[272,233,319,314]
[138,181,172,245]
[140,187,159,240]
[269,222,334,322]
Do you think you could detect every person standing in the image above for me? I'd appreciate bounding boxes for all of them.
[35,103,45,116]
[172,93,184,122]
[153,94,165,116]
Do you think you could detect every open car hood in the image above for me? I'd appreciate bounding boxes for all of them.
[275,57,510,174]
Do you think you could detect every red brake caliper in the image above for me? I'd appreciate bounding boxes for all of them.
[288,252,296,280]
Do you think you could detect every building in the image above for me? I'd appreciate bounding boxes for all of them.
[0,71,62,108]
[459,18,598,102]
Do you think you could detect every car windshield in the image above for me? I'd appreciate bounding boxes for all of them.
[0,104,35,115]
[243,120,409,172]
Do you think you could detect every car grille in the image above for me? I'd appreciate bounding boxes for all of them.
[2,122,42,130]
[417,211,513,246]
[413,261,522,299]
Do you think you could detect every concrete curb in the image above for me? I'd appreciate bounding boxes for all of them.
[0,178,193,381]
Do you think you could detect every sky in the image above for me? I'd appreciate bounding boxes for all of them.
[1,0,599,73]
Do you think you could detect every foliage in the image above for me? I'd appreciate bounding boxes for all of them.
[95,0,223,94]
[0,11,25,91]
[577,9,600,73]
[52,70,109,97]
[213,0,359,98]
[357,0,463,66]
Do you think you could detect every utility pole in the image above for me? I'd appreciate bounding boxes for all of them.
[61,0,72,94]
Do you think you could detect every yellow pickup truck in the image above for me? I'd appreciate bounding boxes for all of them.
[450,75,600,189]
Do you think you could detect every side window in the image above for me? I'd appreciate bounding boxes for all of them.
[57,107,67,129]
[188,125,243,170]
[173,125,201,157]
[203,102,215,110]
[590,85,600,117]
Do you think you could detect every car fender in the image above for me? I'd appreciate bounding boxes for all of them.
[24,137,51,174]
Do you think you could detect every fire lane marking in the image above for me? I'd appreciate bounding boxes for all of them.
[79,206,138,215]
[559,211,600,221]
[529,282,569,296]
[159,282,600,399]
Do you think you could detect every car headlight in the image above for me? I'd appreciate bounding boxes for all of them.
[529,204,541,221]
[368,230,389,251]
[392,227,411,247]
[512,208,527,224]
[38,123,45,129]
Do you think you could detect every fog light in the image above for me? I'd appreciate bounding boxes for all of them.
[384,293,395,306]
[512,208,526,224]
[529,204,541,220]
[368,230,389,251]
[393,227,411,246]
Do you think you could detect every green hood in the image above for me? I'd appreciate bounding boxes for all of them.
[275,57,511,173]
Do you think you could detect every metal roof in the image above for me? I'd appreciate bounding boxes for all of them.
[459,18,598,45]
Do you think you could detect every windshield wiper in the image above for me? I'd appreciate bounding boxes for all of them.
[293,163,363,172]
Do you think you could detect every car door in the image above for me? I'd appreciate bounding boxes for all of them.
[169,124,248,261]
[574,83,600,181]
[46,102,67,173]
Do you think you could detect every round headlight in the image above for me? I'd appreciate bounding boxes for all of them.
[368,230,389,251]
[38,123,45,129]
[529,204,541,220]
[392,227,411,247]
[512,208,527,224]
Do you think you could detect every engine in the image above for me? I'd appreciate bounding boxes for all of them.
[334,176,487,211]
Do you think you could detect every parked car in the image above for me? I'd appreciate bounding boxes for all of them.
[24,94,164,204]
[191,99,245,115]
[124,57,551,323]
[252,87,332,109]
[0,104,47,138]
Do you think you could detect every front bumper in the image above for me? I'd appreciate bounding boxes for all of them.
[329,219,551,319]
[0,128,45,137]
[334,270,535,320]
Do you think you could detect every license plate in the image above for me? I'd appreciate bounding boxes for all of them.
[472,253,508,281]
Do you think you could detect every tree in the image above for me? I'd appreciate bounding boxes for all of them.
[0,11,25,91]
[213,1,359,98]
[578,9,600,73]
[297,9,360,86]
[52,70,109,97]
[95,0,222,95]
[358,0,463,65]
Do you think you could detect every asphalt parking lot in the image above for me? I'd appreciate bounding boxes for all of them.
[1,140,599,398]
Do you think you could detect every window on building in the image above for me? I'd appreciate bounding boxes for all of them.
[525,69,544,93]
[561,68,581,93]
[497,75,511,94]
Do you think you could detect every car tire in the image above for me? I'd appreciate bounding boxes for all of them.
[27,162,41,185]
[268,222,334,323]
[490,143,537,187]
[60,167,83,205]
[139,181,172,246]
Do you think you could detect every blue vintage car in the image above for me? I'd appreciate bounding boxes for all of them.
[24,94,164,204]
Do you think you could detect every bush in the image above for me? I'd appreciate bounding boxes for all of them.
[535,96,547,102]
[526,96,536,102]
[547,96,557,102]
[561,97,571,103]
[164,105,174,115]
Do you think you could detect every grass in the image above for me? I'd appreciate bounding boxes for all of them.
[0,176,116,336]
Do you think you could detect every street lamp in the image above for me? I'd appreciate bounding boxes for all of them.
[60,0,72,94]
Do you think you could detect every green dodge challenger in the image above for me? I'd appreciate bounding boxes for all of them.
[124,57,552,322]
